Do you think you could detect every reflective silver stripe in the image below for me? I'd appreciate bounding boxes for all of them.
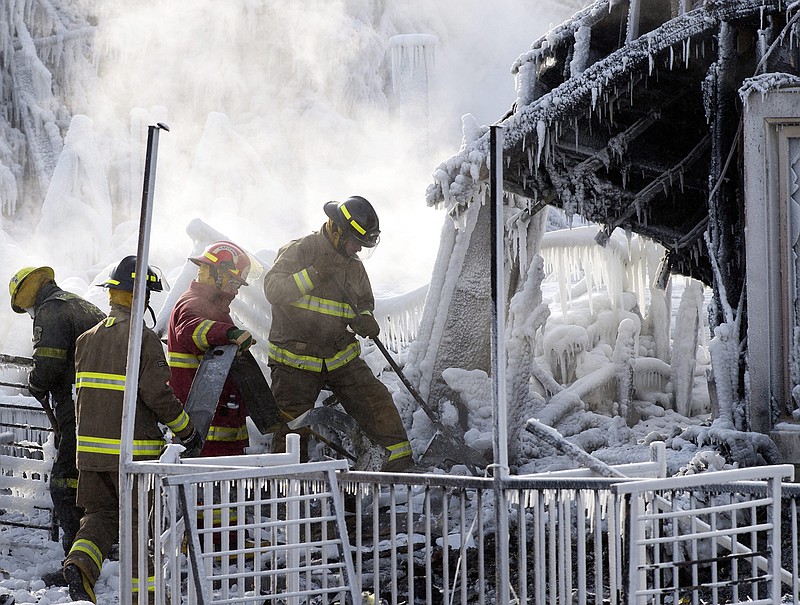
[192,319,216,350]
[268,340,361,373]
[207,424,249,442]
[75,371,126,391]
[166,410,191,433]
[324,341,361,371]
[293,268,314,294]
[167,351,200,368]
[290,295,355,318]
[267,342,324,372]
[70,538,103,570]
[132,575,156,593]
[77,435,164,457]
[387,440,412,461]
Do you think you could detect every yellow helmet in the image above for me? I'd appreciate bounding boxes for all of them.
[9,266,55,313]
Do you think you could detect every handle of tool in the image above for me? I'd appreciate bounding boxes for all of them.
[38,394,61,442]
[330,274,447,430]
[370,335,444,427]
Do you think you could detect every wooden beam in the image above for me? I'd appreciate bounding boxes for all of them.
[595,133,710,245]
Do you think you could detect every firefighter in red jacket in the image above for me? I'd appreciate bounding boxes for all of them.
[62,256,201,604]
[167,241,256,456]
[264,196,412,471]
[9,266,105,586]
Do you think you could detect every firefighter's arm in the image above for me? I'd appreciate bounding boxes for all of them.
[28,306,71,394]
[139,330,196,441]
[264,241,335,304]
[173,311,237,352]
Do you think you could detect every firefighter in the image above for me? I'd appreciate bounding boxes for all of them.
[62,256,201,604]
[167,241,256,456]
[264,196,412,471]
[8,266,105,585]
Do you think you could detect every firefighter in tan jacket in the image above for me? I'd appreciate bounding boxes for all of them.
[264,196,412,471]
[63,256,201,604]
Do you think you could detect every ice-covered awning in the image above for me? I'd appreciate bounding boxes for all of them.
[427,0,799,287]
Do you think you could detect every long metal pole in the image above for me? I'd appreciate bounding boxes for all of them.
[490,124,510,603]
[119,122,169,605]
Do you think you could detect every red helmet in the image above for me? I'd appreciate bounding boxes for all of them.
[189,241,251,285]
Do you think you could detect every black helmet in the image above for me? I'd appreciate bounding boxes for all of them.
[323,196,380,248]
[99,255,163,292]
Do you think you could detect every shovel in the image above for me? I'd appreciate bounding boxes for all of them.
[332,276,488,473]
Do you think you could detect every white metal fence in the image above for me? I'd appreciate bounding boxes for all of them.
[3,393,799,605]
[117,443,797,605]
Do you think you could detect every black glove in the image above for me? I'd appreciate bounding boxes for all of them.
[180,428,203,458]
[351,314,380,339]
[227,328,255,354]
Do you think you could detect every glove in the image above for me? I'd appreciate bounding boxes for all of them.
[351,314,380,339]
[227,328,255,354]
[180,428,203,458]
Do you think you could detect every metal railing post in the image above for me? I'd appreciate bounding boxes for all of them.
[119,122,169,605]
[489,124,510,603]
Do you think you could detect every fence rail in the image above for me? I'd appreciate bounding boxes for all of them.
[0,356,55,536]
[3,387,799,605]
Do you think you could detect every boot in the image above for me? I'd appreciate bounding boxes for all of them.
[64,564,96,604]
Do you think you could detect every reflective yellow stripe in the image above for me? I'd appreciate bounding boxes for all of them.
[387,440,412,461]
[167,351,201,369]
[70,538,103,570]
[131,575,156,593]
[207,424,249,442]
[77,435,164,456]
[267,341,361,373]
[289,295,356,318]
[75,371,126,391]
[34,347,67,359]
[323,341,361,371]
[104,316,116,327]
[198,509,239,524]
[166,410,191,433]
[192,320,216,350]
[267,342,324,372]
[341,203,366,235]
[292,268,315,295]
[51,477,79,489]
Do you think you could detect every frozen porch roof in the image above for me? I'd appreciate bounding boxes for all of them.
[426,0,800,289]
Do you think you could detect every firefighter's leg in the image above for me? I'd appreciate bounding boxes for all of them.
[327,358,413,471]
[64,471,119,603]
[50,398,83,553]
[268,363,324,461]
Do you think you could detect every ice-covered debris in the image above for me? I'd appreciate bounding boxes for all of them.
[739,72,800,110]
[678,448,730,475]
[158,443,184,463]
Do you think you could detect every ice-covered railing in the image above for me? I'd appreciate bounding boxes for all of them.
[154,218,428,359]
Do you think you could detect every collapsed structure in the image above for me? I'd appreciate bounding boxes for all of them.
[413,0,800,466]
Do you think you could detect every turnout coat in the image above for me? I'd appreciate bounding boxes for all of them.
[74,304,194,471]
